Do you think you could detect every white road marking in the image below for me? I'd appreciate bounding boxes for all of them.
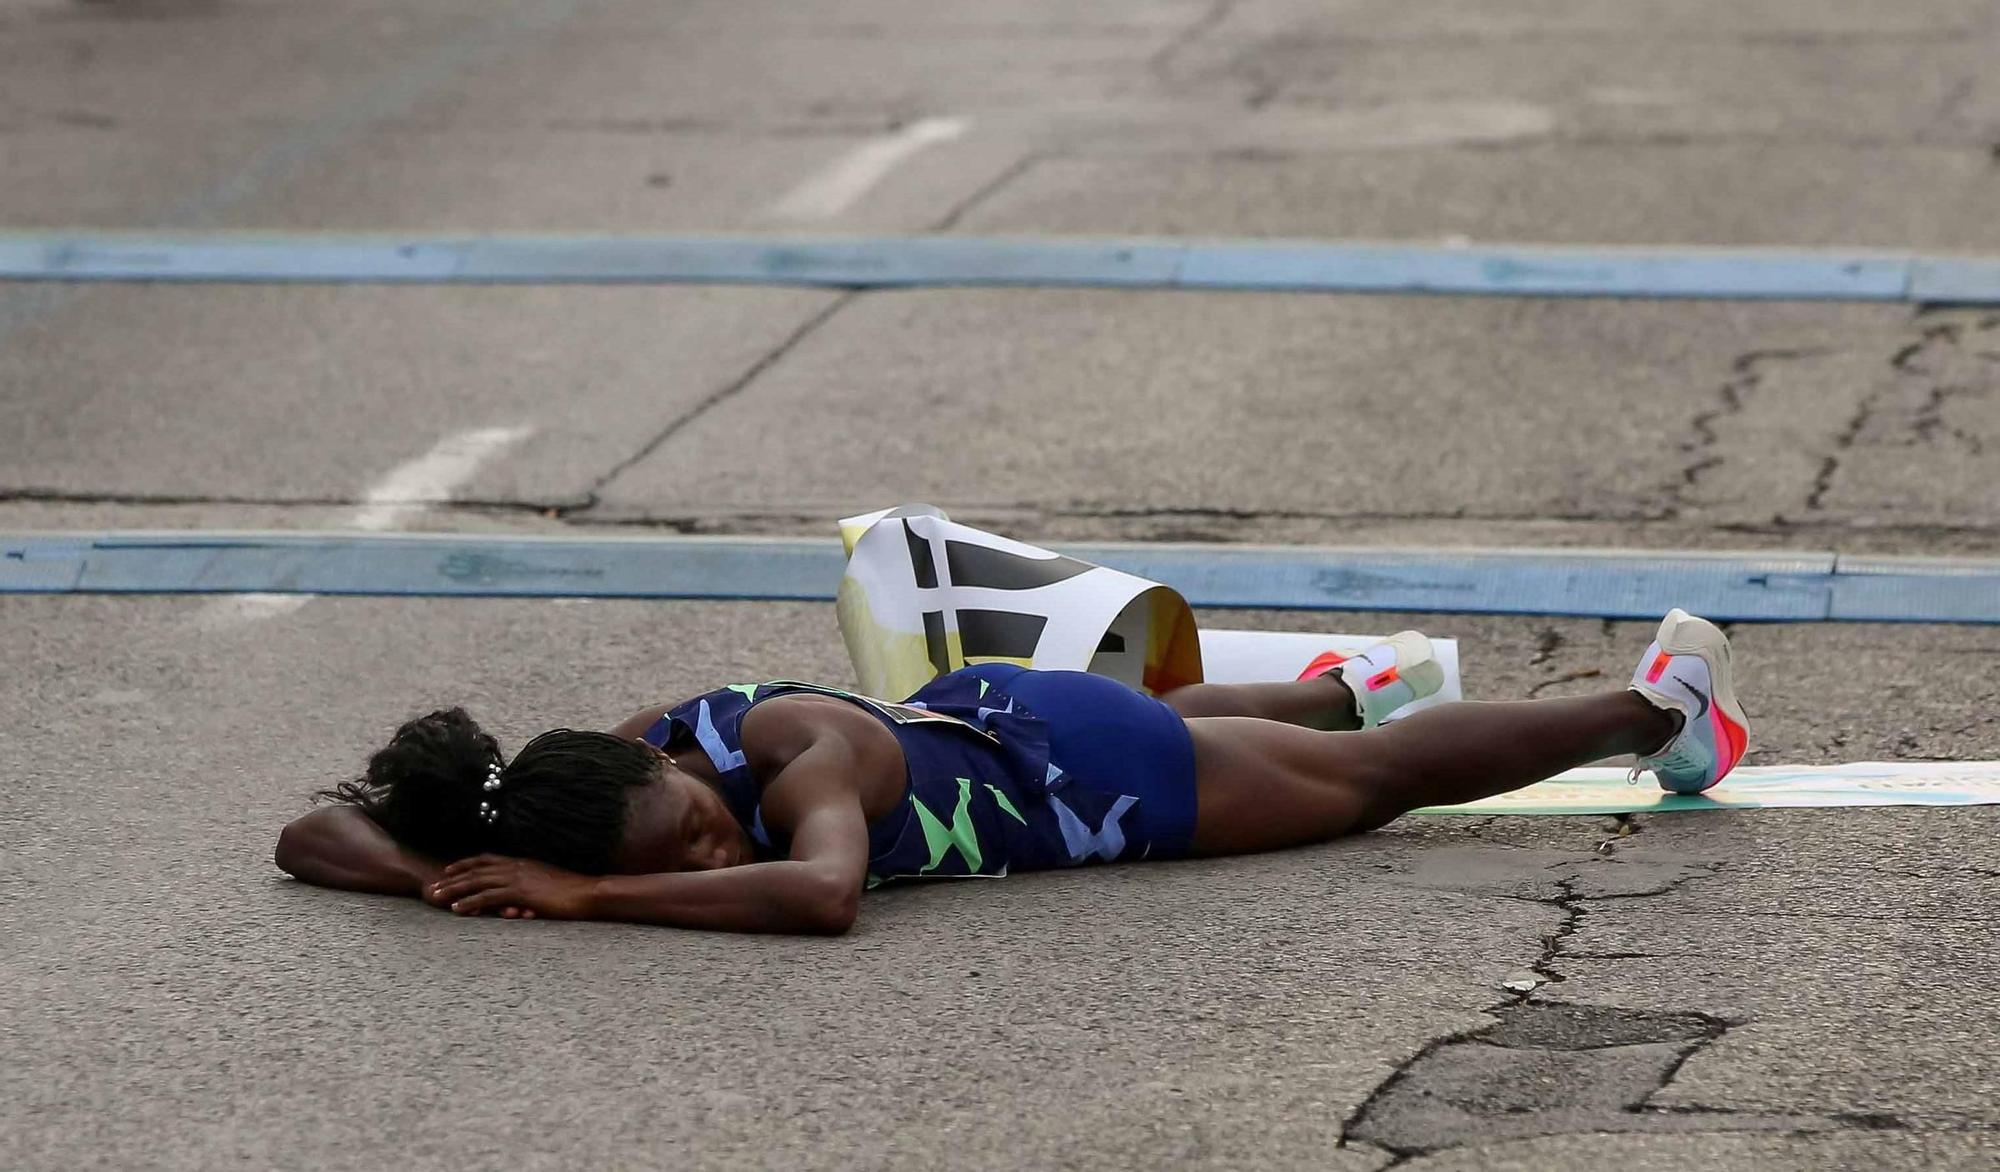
[765,116,968,222]
[349,425,533,531]
[191,425,532,629]
[194,592,316,627]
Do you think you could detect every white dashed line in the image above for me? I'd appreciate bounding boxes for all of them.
[194,592,317,626]
[190,425,532,628]
[348,425,533,532]
[765,116,968,223]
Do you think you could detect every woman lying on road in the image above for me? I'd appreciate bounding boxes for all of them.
[276,610,1749,934]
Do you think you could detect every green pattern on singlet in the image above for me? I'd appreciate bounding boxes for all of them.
[912,777,984,874]
[984,783,1028,826]
[725,683,761,702]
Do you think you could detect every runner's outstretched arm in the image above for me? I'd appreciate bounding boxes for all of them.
[275,805,442,897]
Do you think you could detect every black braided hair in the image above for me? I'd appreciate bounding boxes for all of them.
[321,709,662,874]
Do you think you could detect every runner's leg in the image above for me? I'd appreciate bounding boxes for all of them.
[1161,676,1360,730]
[1187,692,1677,854]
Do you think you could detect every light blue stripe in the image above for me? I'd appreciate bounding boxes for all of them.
[5,232,1998,302]
[1907,257,2000,304]
[4,531,1997,623]
[9,532,845,601]
[1175,241,1913,300]
[1826,555,2000,624]
[1063,543,1841,621]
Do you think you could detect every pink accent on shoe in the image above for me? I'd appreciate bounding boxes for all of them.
[1366,665,1400,692]
[1645,650,1671,684]
[1296,651,1349,682]
[1713,707,1749,775]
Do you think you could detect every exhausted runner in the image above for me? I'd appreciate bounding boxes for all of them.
[276,609,1749,933]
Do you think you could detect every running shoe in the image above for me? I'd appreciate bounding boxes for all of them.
[1303,631,1445,729]
[1295,649,1349,682]
[1628,608,1751,794]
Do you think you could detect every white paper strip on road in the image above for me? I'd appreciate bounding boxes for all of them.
[1415,761,2000,815]
[1197,628,1462,714]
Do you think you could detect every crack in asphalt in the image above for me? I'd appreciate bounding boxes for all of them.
[13,305,1997,545]
[930,153,1042,232]
[565,503,1676,529]
[17,491,2000,552]
[555,501,1758,533]
[1147,0,1241,75]
[1668,312,1998,525]
[581,295,858,502]
[1325,860,1948,1164]
[1667,348,1829,511]
[1048,502,1673,524]
[1911,385,1988,456]
[0,488,363,508]
[1342,995,1754,1168]
[1712,515,2000,541]
[1334,1022,1498,1164]
[10,489,1996,557]
[1805,315,1996,513]
[1522,875,1583,993]
[1804,390,1876,512]
[0,486,593,517]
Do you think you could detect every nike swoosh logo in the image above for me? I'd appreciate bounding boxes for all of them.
[1670,673,1711,719]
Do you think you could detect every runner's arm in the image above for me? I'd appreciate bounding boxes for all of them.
[585,785,869,933]
[274,805,443,896]
[607,704,672,741]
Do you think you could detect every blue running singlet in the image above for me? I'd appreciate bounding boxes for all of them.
[640,667,1198,885]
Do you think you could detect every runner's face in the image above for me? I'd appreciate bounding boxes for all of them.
[610,763,751,874]
[665,770,752,872]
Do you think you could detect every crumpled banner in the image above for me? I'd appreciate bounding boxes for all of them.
[837,504,1202,700]
[1415,761,2000,815]
[836,504,1461,704]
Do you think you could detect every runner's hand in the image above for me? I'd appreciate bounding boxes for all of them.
[424,855,596,920]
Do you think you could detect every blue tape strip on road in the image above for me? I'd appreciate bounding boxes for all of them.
[5,532,1997,623]
[4,232,1998,302]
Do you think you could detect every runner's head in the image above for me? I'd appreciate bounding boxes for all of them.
[613,742,753,874]
[327,710,659,874]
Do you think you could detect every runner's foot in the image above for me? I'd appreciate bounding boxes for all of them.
[1310,632,1445,729]
[1628,608,1751,793]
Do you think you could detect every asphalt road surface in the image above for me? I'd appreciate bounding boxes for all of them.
[4,1,1998,1168]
